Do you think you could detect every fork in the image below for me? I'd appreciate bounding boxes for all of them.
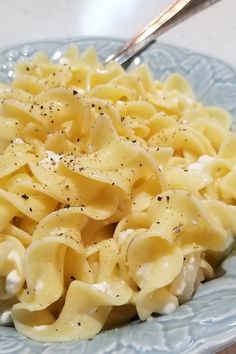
[105,0,221,68]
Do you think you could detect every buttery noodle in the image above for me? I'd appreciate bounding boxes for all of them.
[0,46,236,342]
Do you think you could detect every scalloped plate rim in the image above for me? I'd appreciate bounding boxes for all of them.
[1,35,236,72]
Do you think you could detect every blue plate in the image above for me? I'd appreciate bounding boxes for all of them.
[1,37,236,354]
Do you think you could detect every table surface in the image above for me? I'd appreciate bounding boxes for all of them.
[0,0,236,353]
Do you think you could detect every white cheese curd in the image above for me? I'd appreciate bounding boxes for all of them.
[7,250,21,268]
[188,162,203,171]
[13,137,25,144]
[34,325,48,331]
[5,270,21,295]
[0,310,12,325]
[162,302,177,315]
[175,279,186,296]
[188,155,216,172]
[40,150,62,171]
[117,229,134,245]
[224,234,234,251]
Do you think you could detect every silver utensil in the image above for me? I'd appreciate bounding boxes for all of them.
[105,0,221,68]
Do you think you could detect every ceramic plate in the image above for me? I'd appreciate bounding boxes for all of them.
[1,37,236,354]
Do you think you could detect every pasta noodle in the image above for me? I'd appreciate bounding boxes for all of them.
[0,45,236,342]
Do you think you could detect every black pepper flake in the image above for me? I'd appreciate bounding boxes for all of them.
[70,276,75,280]
[73,90,78,96]
[29,207,33,212]
[77,322,81,326]
[21,193,29,200]
[91,104,95,108]
[173,223,183,233]
[166,196,170,203]
[157,196,162,201]
[26,67,30,71]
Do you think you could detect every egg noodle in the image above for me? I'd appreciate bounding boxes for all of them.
[0,46,236,342]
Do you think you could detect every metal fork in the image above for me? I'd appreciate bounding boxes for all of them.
[105,0,221,68]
